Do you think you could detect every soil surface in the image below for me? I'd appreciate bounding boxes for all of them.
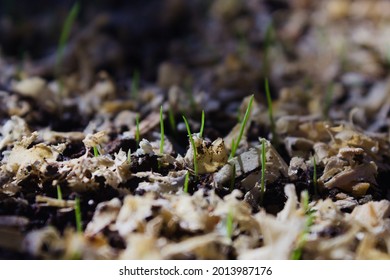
[1,0,390,260]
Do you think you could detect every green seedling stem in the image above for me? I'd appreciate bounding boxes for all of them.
[263,22,274,77]
[93,146,99,157]
[183,115,198,176]
[291,191,315,260]
[57,185,63,201]
[160,106,165,154]
[135,114,140,145]
[127,149,131,164]
[75,197,82,233]
[56,2,80,76]
[199,110,205,137]
[183,171,190,193]
[302,190,309,213]
[229,95,254,159]
[226,210,234,239]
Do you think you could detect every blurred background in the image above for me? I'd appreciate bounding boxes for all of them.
[1,0,390,131]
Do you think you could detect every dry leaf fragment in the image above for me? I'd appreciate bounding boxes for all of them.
[161,233,229,259]
[85,198,121,236]
[239,184,305,259]
[82,130,108,152]
[13,77,46,97]
[120,234,163,259]
[184,136,228,174]
[356,234,390,260]
[115,194,156,237]
[23,227,64,259]
[0,116,31,150]
[3,132,65,183]
[319,159,377,196]
[350,200,390,232]
[36,196,76,208]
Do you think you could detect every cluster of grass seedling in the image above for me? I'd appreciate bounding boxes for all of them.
[291,190,315,260]
[229,95,254,159]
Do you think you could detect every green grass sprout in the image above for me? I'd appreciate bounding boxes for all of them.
[183,115,198,176]
[229,95,254,159]
[93,146,99,157]
[265,78,277,144]
[312,155,318,197]
[55,2,80,76]
[127,149,131,164]
[199,110,205,137]
[302,189,309,212]
[226,210,234,239]
[263,22,274,77]
[131,70,140,99]
[260,138,266,204]
[183,171,190,193]
[291,190,316,260]
[168,107,176,133]
[57,185,63,201]
[74,196,82,233]
[135,114,140,145]
[160,106,165,154]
